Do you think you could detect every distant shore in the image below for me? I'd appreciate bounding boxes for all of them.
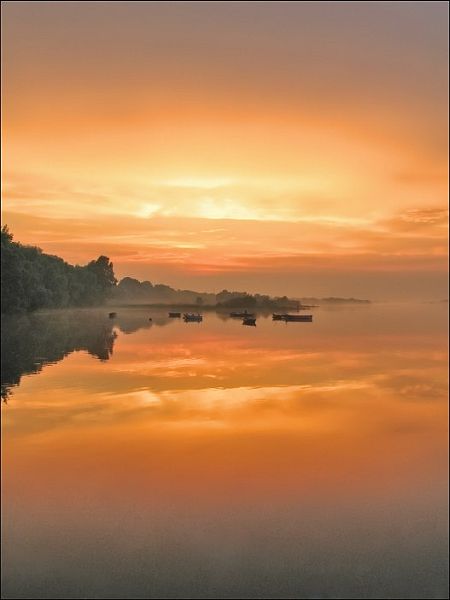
[107,298,372,311]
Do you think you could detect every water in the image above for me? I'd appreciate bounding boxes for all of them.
[1,304,448,599]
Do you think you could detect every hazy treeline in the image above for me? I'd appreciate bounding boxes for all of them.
[300,297,370,304]
[112,276,217,305]
[113,277,296,308]
[1,227,117,314]
[1,228,294,314]
[113,278,370,308]
[1,228,370,314]
[216,292,294,309]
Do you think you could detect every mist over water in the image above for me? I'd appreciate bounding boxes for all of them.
[1,304,448,599]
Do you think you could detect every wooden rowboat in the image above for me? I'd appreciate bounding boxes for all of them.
[283,314,313,322]
[183,313,203,322]
[273,313,313,322]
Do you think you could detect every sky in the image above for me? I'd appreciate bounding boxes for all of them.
[2,1,448,300]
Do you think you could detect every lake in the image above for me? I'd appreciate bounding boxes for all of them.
[1,303,448,599]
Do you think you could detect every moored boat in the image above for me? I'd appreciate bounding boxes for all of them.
[242,317,256,326]
[183,313,203,322]
[273,313,313,322]
[283,314,313,322]
[108,312,117,319]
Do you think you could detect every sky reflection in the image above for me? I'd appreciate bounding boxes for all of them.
[2,304,448,598]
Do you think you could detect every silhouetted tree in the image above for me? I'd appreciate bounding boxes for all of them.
[1,228,117,314]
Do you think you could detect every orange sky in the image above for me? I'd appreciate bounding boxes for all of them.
[2,1,448,300]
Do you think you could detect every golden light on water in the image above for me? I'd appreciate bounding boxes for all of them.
[2,305,448,597]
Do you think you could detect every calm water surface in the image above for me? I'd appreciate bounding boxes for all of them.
[1,304,448,598]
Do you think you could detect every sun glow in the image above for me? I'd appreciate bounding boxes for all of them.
[160,176,236,189]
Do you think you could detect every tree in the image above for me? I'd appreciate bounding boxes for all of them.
[1,228,118,314]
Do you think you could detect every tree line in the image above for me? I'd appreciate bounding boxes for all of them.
[1,226,117,314]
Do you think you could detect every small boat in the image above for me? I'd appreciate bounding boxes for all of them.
[242,317,256,326]
[168,312,181,318]
[108,312,117,319]
[273,313,312,322]
[230,310,255,318]
[283,314,313,322]
[183,313,203,322]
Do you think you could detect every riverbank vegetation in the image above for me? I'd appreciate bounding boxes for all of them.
[1,226,116,313]
[1,228,370,314]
